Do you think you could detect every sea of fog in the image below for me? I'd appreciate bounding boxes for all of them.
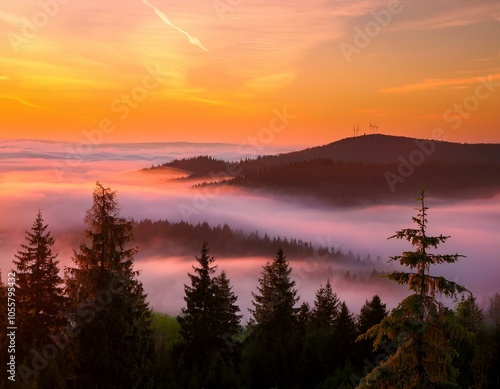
[1,139,499,321]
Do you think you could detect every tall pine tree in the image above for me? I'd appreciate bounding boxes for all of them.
[334,301,358,366]
[178,243,241,358]
[358,188,468,388]
[177,243,241,388]
[212,270,241,349]
[357,295,389,362]
[297,279,341,387]
[65,182,152,388]
[358,295,388,335]
[249,248,299,334]
[454,295,492,388]
[245,248,300,388]
[179,242,217,358]
[13,211,65,357]
[310,279,340,328]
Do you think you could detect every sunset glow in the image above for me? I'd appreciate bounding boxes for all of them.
[1,0,499,145]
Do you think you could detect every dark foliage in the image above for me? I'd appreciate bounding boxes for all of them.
[243,248,302,388]
[10,212,67,387]
[357,295,388,363]
[64,182,153,388]
[174,243,242,389]
[1,182,498,388]
[225,159,500,206]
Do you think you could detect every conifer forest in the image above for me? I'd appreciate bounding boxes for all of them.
[1,183,499,388]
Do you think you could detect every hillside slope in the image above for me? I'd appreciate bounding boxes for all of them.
[146,135,500,178]
[145,135,500,205]
[276,134,500,164]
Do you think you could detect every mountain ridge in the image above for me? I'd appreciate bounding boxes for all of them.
[278,134,500,164]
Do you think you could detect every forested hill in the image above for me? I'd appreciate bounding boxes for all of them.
[144,135,500,178]
[132,219,379,266]
[221,159,500,206]
[273,134,500,165]
[143,135,500,206]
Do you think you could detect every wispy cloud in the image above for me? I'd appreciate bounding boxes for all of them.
[245,72,296,94]
[141,0,209,52]
[390,3,500,31]
[0,95,48,110]
[379,73,500,94]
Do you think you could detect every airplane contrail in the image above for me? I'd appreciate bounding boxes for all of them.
[141,0,209,52]
[0,95,43,110]
[0,95,97,123]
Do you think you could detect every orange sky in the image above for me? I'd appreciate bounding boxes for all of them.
[1,0,499,146]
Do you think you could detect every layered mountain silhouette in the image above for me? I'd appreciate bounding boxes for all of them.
[145,135,500,206]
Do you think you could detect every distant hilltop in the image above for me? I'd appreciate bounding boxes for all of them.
[147,134,500,175]
[269,134,500,165]
[144,134,500,207]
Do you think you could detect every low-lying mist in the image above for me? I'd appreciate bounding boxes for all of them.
[137,255,403,322]
[1,141,499,321]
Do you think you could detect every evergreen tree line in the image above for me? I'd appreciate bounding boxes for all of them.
[133,218,384,268]
[1,184,499,388]
[220,159,500,206]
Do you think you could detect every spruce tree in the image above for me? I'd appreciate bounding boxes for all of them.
[300,301,358,388]
[245,248,300,388]
[358,188,468,388]
[334,301,358,365]
[249,248,299,334]
[357,295,389,361]
[65,182,152,388]
[179,243,241,358]
[212,270,242,350]
[358,295,388,335]
[297,280,340,387]
[297,301,311,328]
[179,242,217,358]
[12,211,65,357]
[177,243,241,388]
[454,295,492,388]
[310,278,340,328]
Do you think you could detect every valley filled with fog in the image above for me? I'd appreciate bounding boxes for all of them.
[1,140,499,320]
